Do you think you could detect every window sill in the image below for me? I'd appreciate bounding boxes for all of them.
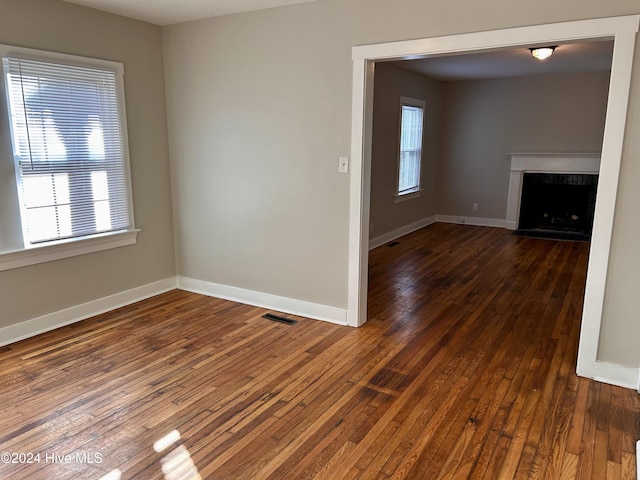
[0,229,140,272]
[394,189,422,203]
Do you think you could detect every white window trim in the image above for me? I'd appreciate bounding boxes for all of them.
[0,44,138,270]
[394,189,423,203]
[0,229,140,272]
[395,96,425,201]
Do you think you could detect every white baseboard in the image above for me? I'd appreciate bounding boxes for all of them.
[436,214,507,229]
[0,275,348,347]
[0,277,177,347]
[369,216,436,250]
[2,274,638,395]
[369,215,507,250]
[636,440,639,480]
[177,276,348,326]
[592,361,640,390]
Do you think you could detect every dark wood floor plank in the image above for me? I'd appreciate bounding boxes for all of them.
[1,223,638,480]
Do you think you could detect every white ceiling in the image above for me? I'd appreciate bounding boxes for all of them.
[391,40,614,81]
[61,1,613,81]
[61,0,318,25]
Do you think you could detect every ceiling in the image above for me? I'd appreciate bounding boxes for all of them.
[61,0,319,25]
[60,1,613,81]
[391,40,614,81]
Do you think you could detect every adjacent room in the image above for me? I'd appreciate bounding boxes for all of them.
[369,41,612,245]
[0,0,639,478]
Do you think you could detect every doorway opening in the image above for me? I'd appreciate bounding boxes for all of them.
[347,16,639,384]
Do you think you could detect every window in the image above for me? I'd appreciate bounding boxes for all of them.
[0,46,137,271]
[396,97,425,200]
[3,55,133,247]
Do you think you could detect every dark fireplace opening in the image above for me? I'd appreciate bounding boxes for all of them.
[515,173,598,241]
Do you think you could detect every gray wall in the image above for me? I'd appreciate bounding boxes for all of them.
[369,68,609,238]
[369,63,442,238]
[0,0,175,327]
[439,72,610,219]
[163,0,640,369]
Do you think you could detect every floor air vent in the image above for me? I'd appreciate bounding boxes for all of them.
[263,313,297,325]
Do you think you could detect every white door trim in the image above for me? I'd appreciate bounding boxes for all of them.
[348,15,639,382]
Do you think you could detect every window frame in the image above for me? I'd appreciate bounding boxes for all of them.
[394,96,426,203]
[0,44,138,272]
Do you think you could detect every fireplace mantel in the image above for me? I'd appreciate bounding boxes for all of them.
[506,153,601,230]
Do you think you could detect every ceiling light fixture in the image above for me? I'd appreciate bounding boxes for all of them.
[530,46,556,61]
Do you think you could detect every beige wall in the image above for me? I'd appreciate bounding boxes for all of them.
[0,0,175,327]
[370,63,442,239]
[164,0,640,368]
[369,68,609,236]
[163,6,352,307]
[439,72,610,219]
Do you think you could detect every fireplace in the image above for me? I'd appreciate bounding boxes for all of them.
[517,173,598,240]
[506,153,601,240]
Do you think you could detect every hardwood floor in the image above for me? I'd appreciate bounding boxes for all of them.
[1,223,638,479]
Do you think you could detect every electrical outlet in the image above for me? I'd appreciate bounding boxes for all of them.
[457,217,465,224]
[473,202,479,211]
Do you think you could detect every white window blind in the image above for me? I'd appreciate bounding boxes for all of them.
[3,56,132,247]
[398,103,424,195]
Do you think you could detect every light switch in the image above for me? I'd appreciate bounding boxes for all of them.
[339,156,349,173]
